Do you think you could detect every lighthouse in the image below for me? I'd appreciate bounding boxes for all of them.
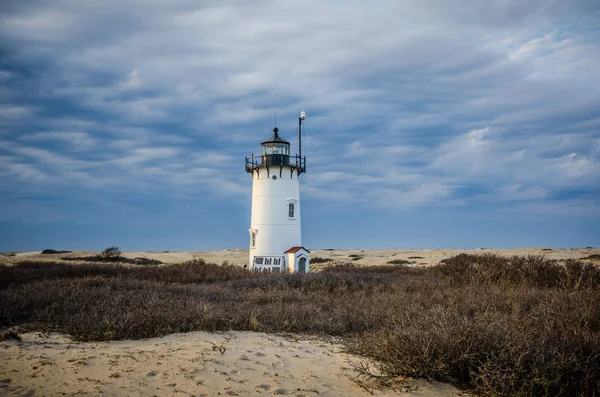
[245,113,310,273]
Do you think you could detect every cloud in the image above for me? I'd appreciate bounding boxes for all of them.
[0,0,598,235]
[0,106,31,121]
[19,131,98,150]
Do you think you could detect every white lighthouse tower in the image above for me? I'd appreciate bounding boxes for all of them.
[245,113,310,273]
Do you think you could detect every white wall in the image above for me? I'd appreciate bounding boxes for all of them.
[249,166,302,269]
[286,252,295,273]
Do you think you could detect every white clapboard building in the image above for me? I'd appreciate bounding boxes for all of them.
[245,113,310,273]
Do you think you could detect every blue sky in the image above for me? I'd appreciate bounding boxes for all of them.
[1,0,599,251]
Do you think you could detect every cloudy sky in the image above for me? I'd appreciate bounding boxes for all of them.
[1,0,599,251]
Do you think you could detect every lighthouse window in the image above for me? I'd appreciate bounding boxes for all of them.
[251,231,256,248]
[288,203,295,218]
[254,257,263,265]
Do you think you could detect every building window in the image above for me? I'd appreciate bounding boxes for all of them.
[288,203,294,218]
[251,232,256,248]
[254,257,264,265]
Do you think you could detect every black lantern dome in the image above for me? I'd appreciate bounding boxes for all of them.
[261,128,290,166]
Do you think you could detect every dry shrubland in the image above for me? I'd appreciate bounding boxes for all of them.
[1,254,599,396]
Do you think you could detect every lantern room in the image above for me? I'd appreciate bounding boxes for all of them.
[245,126,306,174]
[261,127,290,166]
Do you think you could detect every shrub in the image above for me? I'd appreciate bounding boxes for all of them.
[387,259,411,265]
[310,257,333,264]
[0,258,255,288]
[0,327,21,341]
[101,246,121,259]
[349,284,600,396]
[436,253,600,291]
[322,263,427,276]
[41,249,72,254]
[61,254,162,265]
[132,257,162,265]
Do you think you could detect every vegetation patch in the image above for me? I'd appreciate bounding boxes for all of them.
[61,247,162,265]
[581,254,600,261]
[61,256,163,265]
[309,257,333,264]
[0,327,21,341]
[1,254,599,396]
[41,249,72,254]
[387,259,411,265]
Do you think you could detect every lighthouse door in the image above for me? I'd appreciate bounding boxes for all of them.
[298,257,307,273]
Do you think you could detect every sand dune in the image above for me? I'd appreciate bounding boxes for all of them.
[1,331,464,397]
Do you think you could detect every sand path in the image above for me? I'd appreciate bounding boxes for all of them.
[1,331,464,397]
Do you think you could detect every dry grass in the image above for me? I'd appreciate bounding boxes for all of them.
[309,257,333,264]
[1,254,599,396]
[349,255,600,396]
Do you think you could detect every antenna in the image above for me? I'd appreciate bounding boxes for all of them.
[298,110,306,170]
[274,112,277,128]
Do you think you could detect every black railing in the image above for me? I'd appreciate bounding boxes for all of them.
[245,154,306,174]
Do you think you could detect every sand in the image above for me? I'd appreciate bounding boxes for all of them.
[1,331,464,397]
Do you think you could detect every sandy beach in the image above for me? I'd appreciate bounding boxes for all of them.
[1,331,463,397]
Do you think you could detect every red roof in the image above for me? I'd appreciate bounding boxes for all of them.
[284,246,310,254]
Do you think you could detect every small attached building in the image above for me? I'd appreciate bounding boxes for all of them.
[285,246,310,273]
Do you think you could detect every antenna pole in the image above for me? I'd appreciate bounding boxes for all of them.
[298,110,306,171]
[298,117,302,166]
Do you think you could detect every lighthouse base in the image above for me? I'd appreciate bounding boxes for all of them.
[250,246,310,273]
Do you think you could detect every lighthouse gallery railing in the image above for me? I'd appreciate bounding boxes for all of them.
[245,154,306,174]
